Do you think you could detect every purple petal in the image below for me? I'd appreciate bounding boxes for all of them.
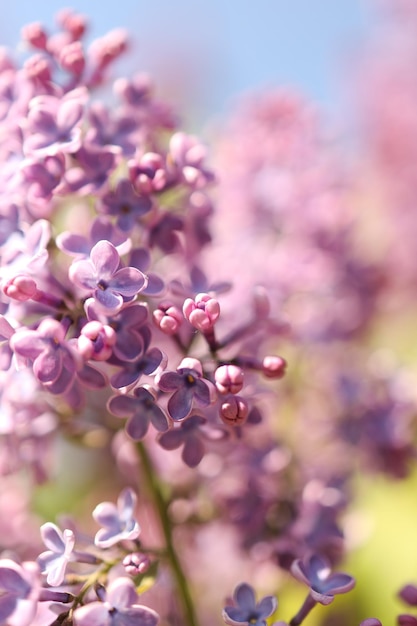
[126,414,150,440]
[56,232,89,257]
[108,395,137,418]
[90,240,120,278]
[168,386,193,420]
[182,436,205,467]
[0,566,30,596]
[118,487,136,519]
[10,330,44,358]
[158,428,184,450]
[157,371,182,392]
[92,502,119,528]
[120,606,159,626]
[78,364,108,389]
[107,578,138,610]
[143,348,164,375]
[110,367,138,389]
[69,259,97,289]
[110,267,147,296]
[94,287,123,311]
[256,595,277,619]
[34,350,62,383]
[142,272,164,295]
[40,523,65,553]
[149,405,170,432]
[234,583,256,611]
[223,606,249,624]
[57,99,83,134]
[193,379,211,406]
[0,595,17,622]
[319,573,355,595]
[113,329,145,362]
[73,603,109,626]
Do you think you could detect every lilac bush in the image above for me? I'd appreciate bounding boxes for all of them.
[0,5,415,626]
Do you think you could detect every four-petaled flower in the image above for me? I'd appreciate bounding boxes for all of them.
[290,553,355,605]
[69,239,147,313]
[37,522,75,586]
[73,577,159,626]
[93,487,141,548]
[223,582,277,626]
[108,386,170,440]
[157,357,212,421]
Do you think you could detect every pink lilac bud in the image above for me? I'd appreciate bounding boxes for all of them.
[122,552,151,576]
[23,54,52,84]
[3,275,38,301]
[56,9,88,39]
[59,41,85,76]
[21,22,48,50]
[262,356,287,379]
[128,152,166,194]
[220,396,249,426]
[183,292,220,332]
[215,364,244,395]
[78,321,116,361]
[89,28,129,71]
[178,357,203,376]
[153,302,183,335]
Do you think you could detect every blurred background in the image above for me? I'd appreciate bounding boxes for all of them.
[1,0,373,129]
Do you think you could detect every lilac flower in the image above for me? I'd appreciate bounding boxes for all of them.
[10,318,80,392]
[108,386,169,440]
[37,522,75,586]
[106,303,149,362]
[0,558,40,626]
[69,239,147,313]
[63,144,117,195]
[183,292,220,332]
[223,583,277,626]
[93,487,140,548]
[290,554,355,605]
[56,216,130,259]
[23,87,87,157]
[110,327,165,389]
[98,178,152,232]
[157,357,212,421]
[73,577,159,626]
[128,247,164,296]
[158,414,207,467]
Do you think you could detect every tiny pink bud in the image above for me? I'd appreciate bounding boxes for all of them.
[215,364,244,395]
[78,321,116,361]
[262,356,287,379]
[23,54,52,83]
[21,22,48,50]
[153,302,183,335]
[183,292,220,332]
[56,9,88,39]
[59,41,85,75]
[122,552,151,576]
[178,357,203,376]
[3,275,38,301]
[220,396,249,426]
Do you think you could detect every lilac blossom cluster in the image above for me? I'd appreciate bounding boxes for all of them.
[0,6,416,626]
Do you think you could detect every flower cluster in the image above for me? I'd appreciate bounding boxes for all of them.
[0,5,416,626]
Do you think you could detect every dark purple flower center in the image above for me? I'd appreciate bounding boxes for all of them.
[185,373,196,386]
[97,279,108,291]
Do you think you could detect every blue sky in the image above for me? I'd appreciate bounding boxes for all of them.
[1,1,374,128]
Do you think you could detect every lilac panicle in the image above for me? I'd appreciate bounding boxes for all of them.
[93,487,140,548]
[73,577,159,626]
[223,582,277,626]
[37,522,75,586]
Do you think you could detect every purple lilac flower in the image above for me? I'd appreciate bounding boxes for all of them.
[84,101,140,156]
[0,558,40,626]
[290,553,355,605]
[10,318,80,392]
[73,577,159,626]
[223,582,277,626]
[128,247,164,296]
[157,357,212,421]
[157,414,207,467]
[93,487,140,548]
[23,87,87,157]
[108,386,169,440]
[63,144,117,195]
[98,178,152,232]
[56,215,130,259]
[37,522,75,586]
[69,239,147,313]
[110,328,165,389]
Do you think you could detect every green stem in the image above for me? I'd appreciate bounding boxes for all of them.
[137,442,199,626]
